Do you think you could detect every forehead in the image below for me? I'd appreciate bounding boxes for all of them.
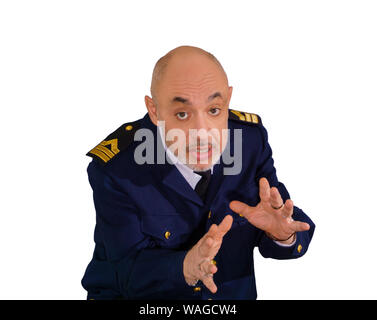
[167,75,226,99]
[159,56,227,99]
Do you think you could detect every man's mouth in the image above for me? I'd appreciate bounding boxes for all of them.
[189,144,213,162]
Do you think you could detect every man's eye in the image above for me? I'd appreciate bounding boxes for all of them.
[176,112,188,120]
[209,108,220,116]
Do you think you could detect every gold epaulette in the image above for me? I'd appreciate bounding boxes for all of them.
[86,119,142,165]
[228,108,262,125]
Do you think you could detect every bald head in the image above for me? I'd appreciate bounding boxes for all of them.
[150,46,228,103]
[144,45,233,171]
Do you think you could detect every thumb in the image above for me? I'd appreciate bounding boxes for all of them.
[229,200,255,218]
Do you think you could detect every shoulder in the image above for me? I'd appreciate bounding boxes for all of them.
[228,108,268,143]
[228,108,263,126]
[86,118,143,166]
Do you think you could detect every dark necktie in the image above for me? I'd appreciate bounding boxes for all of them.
[194,169,212,202]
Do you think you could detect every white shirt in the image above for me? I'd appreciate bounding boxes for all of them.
[157,125,214,190]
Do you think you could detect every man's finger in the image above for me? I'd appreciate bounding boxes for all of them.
[270,187,283,209]
[198,236,215,258]
[215,215,233,238]
[206,215,233,241]
[198,216,233,259]
[199,259,218,275]
[259,177,271,202]
[229,200,257,219]
[290,221,310,232]
[281,199,294,218]
[201,275,218,294]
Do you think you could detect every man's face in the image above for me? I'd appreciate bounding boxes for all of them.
[146,53,232,172]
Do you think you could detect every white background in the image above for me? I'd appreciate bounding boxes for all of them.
[1,0,376,299]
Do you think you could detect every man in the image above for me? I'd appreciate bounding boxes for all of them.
[82,46,315,300]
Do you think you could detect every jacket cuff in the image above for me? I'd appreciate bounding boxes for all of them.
[259,231,309,259]
[273,235,297,247]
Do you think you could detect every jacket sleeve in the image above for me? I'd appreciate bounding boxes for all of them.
[81,160,189,300]
[254,124,316,259]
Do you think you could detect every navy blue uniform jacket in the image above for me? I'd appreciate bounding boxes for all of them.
[81,109,315,300]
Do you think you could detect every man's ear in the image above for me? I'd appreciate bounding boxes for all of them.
[144,95,158,126]
[227,86,233,106]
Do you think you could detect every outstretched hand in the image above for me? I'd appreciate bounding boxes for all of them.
[229,177,310,242]
[183,215,233,293]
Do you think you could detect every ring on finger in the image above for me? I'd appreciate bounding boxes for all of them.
[271,203,284,210]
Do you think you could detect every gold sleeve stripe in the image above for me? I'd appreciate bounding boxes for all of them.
[244,112,252,122]
[89,148,110,163]
[251,114,259,123]
[230,110,246,121]
[96,144,114,158]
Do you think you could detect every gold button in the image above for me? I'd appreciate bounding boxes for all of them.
[239,214,243,217]
[297,244,302,253]
[125,125,133,131]
[193,286,201,292]
[208,210,212,219]
[210,259,217,265]
[164,231,171,239]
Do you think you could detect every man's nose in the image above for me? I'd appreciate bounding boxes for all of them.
[190,114,212,146]
[193,113,210,131]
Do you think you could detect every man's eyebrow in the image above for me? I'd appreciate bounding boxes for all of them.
[207,92,223,102]
[172,96,190,104]
[171,92,223,105]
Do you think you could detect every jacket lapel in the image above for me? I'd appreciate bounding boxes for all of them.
[161,164,204,206]
[141,113,204,206]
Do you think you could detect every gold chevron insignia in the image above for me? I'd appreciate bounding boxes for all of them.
[88,138,120,163]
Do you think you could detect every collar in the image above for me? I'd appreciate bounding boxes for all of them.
[157,125,214,190]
